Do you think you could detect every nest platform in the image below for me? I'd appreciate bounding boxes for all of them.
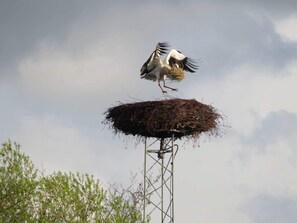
[104,98,221,139]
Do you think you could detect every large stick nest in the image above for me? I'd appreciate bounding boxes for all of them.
[104,98,222,139]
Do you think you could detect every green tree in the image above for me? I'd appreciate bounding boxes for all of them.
[36,172,106,222]
[0,140,146,222]
[0,140,38,222]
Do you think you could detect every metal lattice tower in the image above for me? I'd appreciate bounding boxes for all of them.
[143,135,178,223]
[104,99,221,222]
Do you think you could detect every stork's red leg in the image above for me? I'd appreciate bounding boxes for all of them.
[158,80,167,94]
[163,80,177,92]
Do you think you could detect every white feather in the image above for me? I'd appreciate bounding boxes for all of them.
[165,49,186,64]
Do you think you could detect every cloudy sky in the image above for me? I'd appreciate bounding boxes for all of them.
[1,0,297,222]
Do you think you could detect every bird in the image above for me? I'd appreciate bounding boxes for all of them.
[140,42,198,94]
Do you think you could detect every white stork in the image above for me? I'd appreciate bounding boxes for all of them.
[140,42,198,94]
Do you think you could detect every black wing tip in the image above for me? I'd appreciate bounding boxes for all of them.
[184,57,199,73]
[158,42,170,47]
[156,42,170,55]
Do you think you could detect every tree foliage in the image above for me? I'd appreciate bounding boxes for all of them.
[0,140,145,222]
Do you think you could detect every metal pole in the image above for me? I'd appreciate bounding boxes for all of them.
[143,137,147,223]
[171,134,175,223]
[161,139,164,222]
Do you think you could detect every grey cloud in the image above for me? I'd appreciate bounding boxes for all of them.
[241,0,297,16]
[1,0,297,81]
[244,194,297,223]
[243,110,297,149]
[0,0,115,76]
[0,1,75,73]
[195,9,297,79]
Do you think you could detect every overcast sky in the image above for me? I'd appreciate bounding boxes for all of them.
[1,0,297,222]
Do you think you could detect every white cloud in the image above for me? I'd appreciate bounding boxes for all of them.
[186,61,297,136]
[13,114,96,173]
[18,40,139,100]
[12,113,144,185]
[274,15,297,43]
[239,135,297,197]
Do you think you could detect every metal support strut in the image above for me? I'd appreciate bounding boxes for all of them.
[143,135,178,223]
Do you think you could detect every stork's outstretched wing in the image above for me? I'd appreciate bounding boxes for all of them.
[166,49,198,73]
[140,42,169,76]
